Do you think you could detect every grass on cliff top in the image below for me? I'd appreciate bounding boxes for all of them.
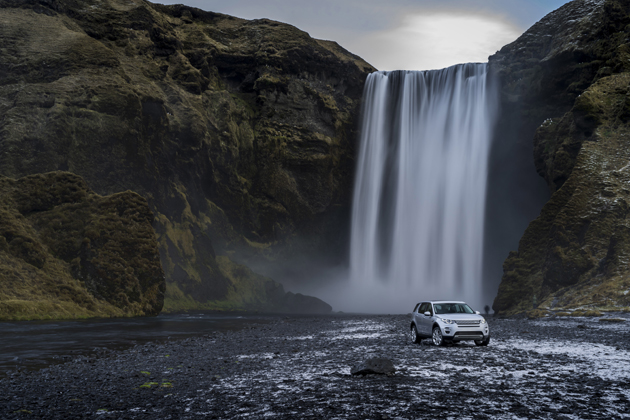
[315,39,376,73]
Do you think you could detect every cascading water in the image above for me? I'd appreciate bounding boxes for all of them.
[350,63,498,312]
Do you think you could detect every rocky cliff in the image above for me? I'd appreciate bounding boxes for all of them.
[490,0,630,314]
[0,0,374,313]
[0,171,165,320]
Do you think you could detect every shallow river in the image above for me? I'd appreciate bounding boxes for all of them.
[0,312,273,375]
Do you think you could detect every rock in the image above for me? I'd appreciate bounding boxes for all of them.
[490,0,630,315]
[2,315,629,419]
[277,292,333,314]
[350,358,396,376]
[0,172,165,320]
[0,0,374,313]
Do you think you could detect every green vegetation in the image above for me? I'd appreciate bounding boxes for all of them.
[526,309,550,319]
[139,381,172,389]
[0,0,372,315]
[0,172,165,320]
[494,74,630,315]
[490,0,630,316]
[571,310,603,317]
[163,256,285,312]
[599,317,625,322]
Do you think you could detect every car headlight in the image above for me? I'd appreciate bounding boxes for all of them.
[439,318,454,324]
[480,318,487,324]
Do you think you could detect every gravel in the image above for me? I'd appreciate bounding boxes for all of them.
[1,314,630,419]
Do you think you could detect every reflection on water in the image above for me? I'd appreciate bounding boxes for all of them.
[0,312,272,375]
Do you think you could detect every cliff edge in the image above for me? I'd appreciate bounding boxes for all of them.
[490,0,630,315]
[0,0,374,313]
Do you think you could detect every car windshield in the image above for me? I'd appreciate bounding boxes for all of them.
[433,303,474,314]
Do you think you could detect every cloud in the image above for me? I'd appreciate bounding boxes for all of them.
[158,1,565,71]
[348,11,523,71]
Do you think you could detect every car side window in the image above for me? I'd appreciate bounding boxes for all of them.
[413,303,420,313]
[419,303,428,314]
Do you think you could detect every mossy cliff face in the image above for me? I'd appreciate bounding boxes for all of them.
[0,172,165,320]
[490,0,630,125]
[490,0,630,314]
[0,0,374,312]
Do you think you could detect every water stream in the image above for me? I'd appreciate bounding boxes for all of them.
[350,63,498,311]
[0,312,274,375]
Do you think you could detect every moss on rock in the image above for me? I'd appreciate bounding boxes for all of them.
[490,0,630,315]
[0,172,165,320]
[494,73,630,315]
[0,0,373,312]
[162,255,331,313]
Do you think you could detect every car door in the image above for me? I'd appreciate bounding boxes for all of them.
[411,303,420,334]
[417,302,431,336]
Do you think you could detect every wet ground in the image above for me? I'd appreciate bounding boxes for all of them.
[1,314,630,419]
[0,312,274,375]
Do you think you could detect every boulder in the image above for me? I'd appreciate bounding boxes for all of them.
[351,358,396,376]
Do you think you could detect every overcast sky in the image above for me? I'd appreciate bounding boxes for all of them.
[158,0,572,71]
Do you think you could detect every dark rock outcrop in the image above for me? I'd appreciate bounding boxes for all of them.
[0,171,165,320]
[0,0,374,312]
[277,292,332,314]
[490,0,630,314]
[351,358,396,376]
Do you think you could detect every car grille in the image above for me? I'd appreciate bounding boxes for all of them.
[454,332,484,340]
[454,320,480,327]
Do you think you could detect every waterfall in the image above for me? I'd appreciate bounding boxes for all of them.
[350,63,498,311]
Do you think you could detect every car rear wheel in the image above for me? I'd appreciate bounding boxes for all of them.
[475,336,490,346]
[432,326,445,346]
[410,325,421,344]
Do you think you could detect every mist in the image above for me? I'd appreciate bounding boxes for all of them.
[257,64,550,315]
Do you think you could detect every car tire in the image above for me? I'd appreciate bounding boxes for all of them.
[410,325,421,344]
[475,336,490,346]
[432,326,445,346]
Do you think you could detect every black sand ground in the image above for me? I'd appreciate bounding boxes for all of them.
[2,314,630,419]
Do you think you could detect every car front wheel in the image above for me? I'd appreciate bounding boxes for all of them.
[475,336,490,346]
[432,326,445,346]
[410,325,421,344]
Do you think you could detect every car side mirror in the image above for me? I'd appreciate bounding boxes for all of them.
[475,311,480,315]
[424,311,431,317]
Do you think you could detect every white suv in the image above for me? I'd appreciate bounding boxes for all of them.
[409,301,490,346]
